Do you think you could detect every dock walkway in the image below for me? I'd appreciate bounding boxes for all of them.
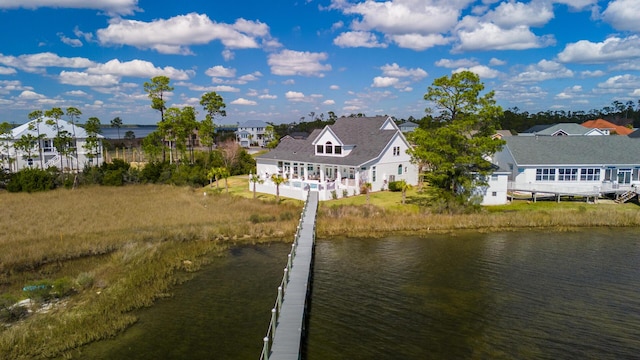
[260,191,318,360]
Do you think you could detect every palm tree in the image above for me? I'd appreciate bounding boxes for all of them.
[398,179,412,204]
[249,173,264,199]
[27,110,45,169]
[271,174,287,203]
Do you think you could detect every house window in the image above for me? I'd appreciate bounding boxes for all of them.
[580,168,600,181]
[491,174,498,181]
[316,144,324,154]
[393,146,400,156]
[558,168,578,181]
[27,158,33,166]
[325,141,333,154]
[43,139,53,152]
[398,164,403,175]
[372,166,376,182]
[335,145,342,154]
[536,168,555,181]
[492,191,497,197]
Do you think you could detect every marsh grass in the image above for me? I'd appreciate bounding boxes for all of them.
[0,184,301,359]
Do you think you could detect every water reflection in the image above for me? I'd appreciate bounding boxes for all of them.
[307,229,640,360]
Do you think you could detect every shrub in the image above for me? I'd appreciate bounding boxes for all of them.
[388,181,402,192]
[6,168,57,193]
[102,168,124,186]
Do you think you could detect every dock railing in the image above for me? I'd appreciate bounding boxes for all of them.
[260,190,317,360]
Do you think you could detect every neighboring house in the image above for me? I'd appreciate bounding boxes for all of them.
[236,120,270,147]
[254,116,418,201]
[398,121,419,133]
[0,118,104,172]
[492,136,640,201]
[519,123,605,136]
[581,118,634,135]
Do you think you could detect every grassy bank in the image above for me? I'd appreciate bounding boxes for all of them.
[0,183,302,359]
[1,179,639,359]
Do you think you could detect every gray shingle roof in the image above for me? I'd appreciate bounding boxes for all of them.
[256,116,399,166]
[238,120,268,128]
[505,135,640,165]
[521,123,594,136]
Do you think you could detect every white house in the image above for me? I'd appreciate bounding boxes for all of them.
[1,118,104,172]
[254,116,419,201]
[236,120,270,148]
[492,135,640,202]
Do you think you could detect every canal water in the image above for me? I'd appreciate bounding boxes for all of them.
[75,229,640,359]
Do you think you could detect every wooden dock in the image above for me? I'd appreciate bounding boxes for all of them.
[261,191,318,360]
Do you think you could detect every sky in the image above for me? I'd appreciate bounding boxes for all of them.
[0,0,639,126]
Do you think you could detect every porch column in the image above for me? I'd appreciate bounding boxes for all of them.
[303,164,308,180]
[320,165,325,183]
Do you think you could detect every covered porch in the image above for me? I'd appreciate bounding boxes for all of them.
[252,161,368,201]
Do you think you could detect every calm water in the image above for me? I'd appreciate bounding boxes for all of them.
[74,229,640,359]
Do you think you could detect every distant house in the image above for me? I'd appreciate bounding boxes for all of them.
[399,121,419,133]
[254,116,418,201]
[629,129,640,138]
[1,118,104,172]
[520,123,605,136]
[492,136,640,201]
[493,130,513,139]
[236,120,270,147]
[581,118,634,136]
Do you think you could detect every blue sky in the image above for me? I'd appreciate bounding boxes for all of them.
[0,0,639,126]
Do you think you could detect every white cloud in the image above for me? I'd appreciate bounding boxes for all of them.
[342,1,463,35]
[334,31,387,48]
[0,0,139,15]
[601,0,640,32]
[510,60,574,83]
[452,65,500,79]
[231,98,257,105]
[323,99,335,105]
[205,65,236,78]
[372,76,399,88]
[18,90,45,100]
[97,13,267,55]
[455,23,555,51]
[0,52,94,73]
[268,50,331,77]
[58,33,82,47]
[387,33,449,50]
[380,63,427,80]
[285,91,306,101]
[596,74,639,93]
[436,58,478,68]
[0,66,16,75]
[483,1,554,28]
[65,90,89,96]
[553,0,598,10]
[88,59,193,80]
[59,71,120,86]
[330,85,340,90]
[557,35,640,64]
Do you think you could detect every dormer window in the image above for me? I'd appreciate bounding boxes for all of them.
[317,141,342,155]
